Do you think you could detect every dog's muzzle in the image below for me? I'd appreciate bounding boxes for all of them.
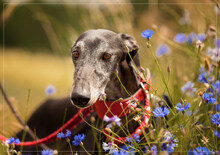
[70,92,90,108]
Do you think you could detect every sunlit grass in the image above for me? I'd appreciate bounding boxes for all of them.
[1,1,219,153]
[0,48,74,136]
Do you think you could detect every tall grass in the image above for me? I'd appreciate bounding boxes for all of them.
[1,1,220,154]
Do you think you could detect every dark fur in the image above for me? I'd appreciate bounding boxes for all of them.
[16,29,151,154]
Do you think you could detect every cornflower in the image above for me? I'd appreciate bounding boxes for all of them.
[72,134,85,146]
[153,107,170,117]
[103,115,121,128]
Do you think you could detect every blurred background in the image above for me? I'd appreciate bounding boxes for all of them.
[0,0,219,137]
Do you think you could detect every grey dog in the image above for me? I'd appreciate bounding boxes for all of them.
[16,29,150,154]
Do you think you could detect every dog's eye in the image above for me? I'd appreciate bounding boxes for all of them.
[72,51,79,59]
[103,53,112,60]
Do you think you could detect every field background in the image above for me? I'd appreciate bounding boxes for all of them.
[0,0,219,153]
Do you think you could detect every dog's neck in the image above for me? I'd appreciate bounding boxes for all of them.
[104,59,142,138]
[105,58,140,101]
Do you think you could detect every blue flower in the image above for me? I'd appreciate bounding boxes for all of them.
[215,38,220,48]
[208,98,216,104]
[181,81,197,96]
[141,30,154,39]
[120,145,135,154]
[161,131,178,154]
[57,132,65,138]
[216,104,220,111]
[214,80,220,95]
[214,130,220,138]
[198,68,211,83]
[41,150,53,155]
[187,35,193,45]
[6,137,20,144]
[112,150,131,155]
[143,147,147,153]
[45,85,56,96]
[153,107,170,117]
[168,143,175,154]
[72,134,85,146]
[175,102,190,111]
[57,130,72,139]
[206,47,220,62]
[179,10,191,25]
[209,80,220,95]
[174,33,186,43]
[211,113,220,125]
[102,142,118,154]
[186,110,192,116]
[161,143,167,151]
[187,32,197,44]
[203,93,212,101]
[197,33,206,42]
[126,133,140,143]
[103,115,121,128]
[152,145,157,155]
[193,146,210,155]
[202,93,216,104]
[174,32,205,44]
[155,44,171,58]
[198,73,211,83]
[188,150,193,155]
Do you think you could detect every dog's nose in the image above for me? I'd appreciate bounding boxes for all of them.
[71,93,90,108]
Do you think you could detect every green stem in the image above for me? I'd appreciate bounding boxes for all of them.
[147,45,175,115]
[67,139,74,155]
[91,119,101,155]
[115,72,131,96]
[80,142,91,155]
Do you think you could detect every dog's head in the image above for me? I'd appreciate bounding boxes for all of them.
[70,29,139,108]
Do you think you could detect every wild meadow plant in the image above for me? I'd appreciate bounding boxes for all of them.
[1,27,219,155]
[34,27,218,154]
[98,27,219,154]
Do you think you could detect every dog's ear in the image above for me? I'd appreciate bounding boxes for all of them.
[119,33,139,63]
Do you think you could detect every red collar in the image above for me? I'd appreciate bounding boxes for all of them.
[95,76,151,144]
[94,77,151,120]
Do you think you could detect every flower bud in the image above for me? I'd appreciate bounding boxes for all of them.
[133,115,141,122]
[114,68,118,75]
[66,138,70,143]
[167,66,171,73]
[90,116,95,123]
[206,25,216,39]
[118,98,123,101]
[140,67,145,72]
[196,40,204,49]
[135,108,142,112]
[151,24,158,30]
[129,106,134,111]
[53,150,58,155]
[79,141,83,146]
[146,42,151,48]
[105,127,112,133]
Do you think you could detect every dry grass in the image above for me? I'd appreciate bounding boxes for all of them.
[0,48,73,136]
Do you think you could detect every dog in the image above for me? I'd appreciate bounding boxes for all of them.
[16,29,164,154]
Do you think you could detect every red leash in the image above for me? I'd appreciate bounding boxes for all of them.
[0,107,93,146]
[0,77,151,146]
